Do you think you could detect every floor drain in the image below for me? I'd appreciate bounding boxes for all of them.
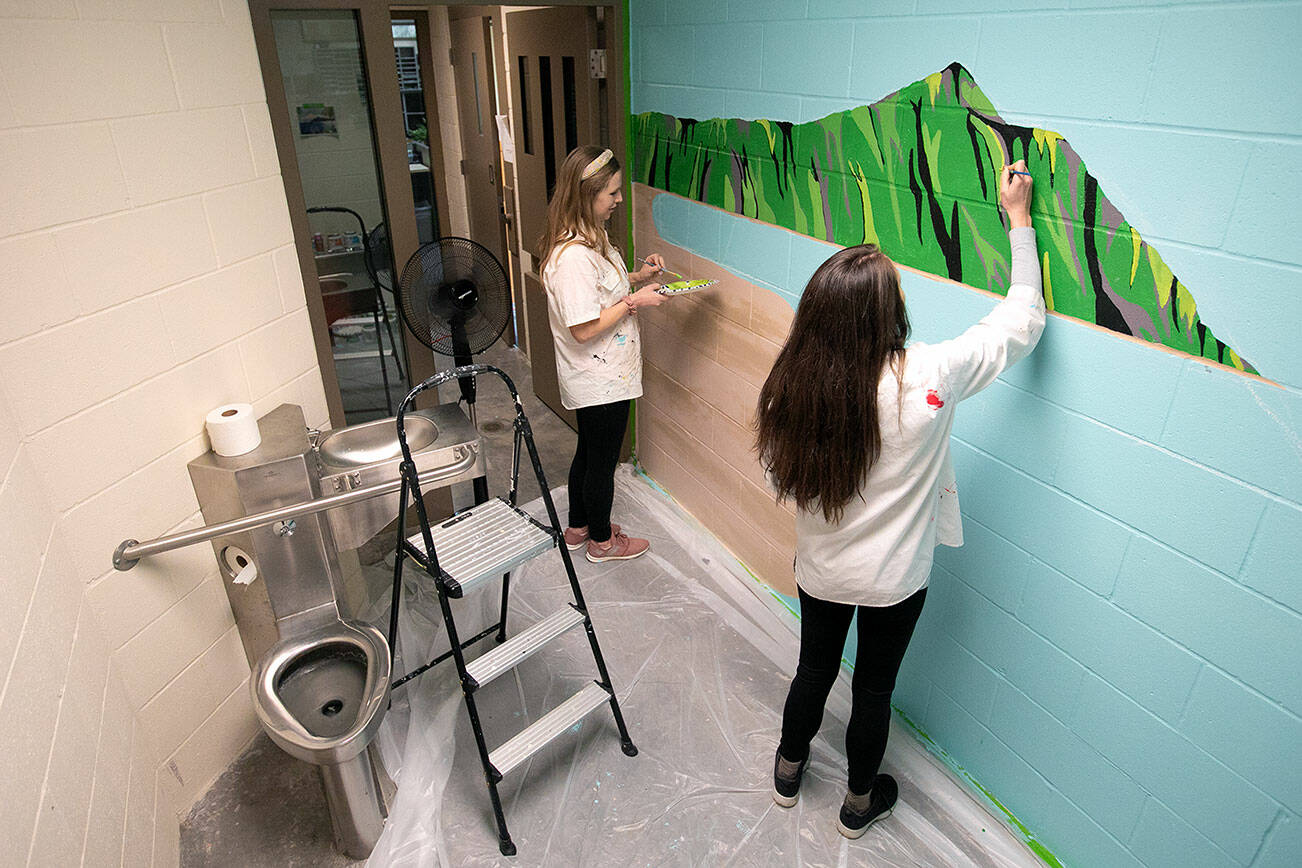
[320,699,344,717]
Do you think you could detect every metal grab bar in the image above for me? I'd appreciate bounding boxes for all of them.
[112,451,478,571]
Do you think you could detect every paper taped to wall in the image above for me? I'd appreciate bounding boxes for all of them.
[495,114,515,164]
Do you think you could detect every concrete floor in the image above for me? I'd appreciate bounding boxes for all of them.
[179,338,578,867]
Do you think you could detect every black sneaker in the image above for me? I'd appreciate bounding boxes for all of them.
[836,773,898,839]
[772,750,808,808]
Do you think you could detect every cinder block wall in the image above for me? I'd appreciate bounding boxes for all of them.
[630,2,1301,865]
[0,2,327,865]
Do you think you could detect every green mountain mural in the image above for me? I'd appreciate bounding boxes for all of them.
[632,62,1254,374]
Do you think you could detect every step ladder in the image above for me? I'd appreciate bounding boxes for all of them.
[386,364,637,857]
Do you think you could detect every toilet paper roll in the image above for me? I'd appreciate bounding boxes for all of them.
[206,404,262,457]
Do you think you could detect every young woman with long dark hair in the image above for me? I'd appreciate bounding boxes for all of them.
[757,162,1045,838]
[538,145,671,563]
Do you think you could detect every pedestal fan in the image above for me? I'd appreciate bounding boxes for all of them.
[395,237,511,501]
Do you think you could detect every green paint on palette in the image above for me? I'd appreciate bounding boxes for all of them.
[658,278,717,294]
[632,62,1256,376]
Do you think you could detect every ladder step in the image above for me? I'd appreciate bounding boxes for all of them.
[489,682,611,779]
[465,607,587,691]
[408,498,554,597]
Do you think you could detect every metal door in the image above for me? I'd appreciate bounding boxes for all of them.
[504,5,614,428]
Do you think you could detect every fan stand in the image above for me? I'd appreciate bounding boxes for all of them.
[446,278,491,505]
[395,236,511,507]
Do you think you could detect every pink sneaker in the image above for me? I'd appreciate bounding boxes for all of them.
[563,523,621,551]
[585,531,649,563]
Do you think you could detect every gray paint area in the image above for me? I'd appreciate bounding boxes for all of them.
[182,346,1036,867]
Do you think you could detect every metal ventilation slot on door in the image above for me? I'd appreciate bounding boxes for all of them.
[517,56,532,155]
[539,55,555,195]
[562,56,577,155]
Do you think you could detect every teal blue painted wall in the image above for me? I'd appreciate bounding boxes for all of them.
[632,2,1302,866]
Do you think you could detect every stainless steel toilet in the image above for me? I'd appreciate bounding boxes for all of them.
[168,403,484,859]
[252,618,391,858]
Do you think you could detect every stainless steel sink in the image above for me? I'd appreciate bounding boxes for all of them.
[317,415,438,468]
[313,405,484,550]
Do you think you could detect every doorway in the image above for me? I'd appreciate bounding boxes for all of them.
[249,3,626,430]
[251,2,448,425]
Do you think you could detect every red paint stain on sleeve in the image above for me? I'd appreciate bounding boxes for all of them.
[926,389,945,409]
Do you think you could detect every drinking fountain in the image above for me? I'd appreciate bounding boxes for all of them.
[113,401,485,858]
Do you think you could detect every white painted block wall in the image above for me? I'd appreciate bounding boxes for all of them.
[0,1,328,864]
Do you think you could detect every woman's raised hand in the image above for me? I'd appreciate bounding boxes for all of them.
[1000,159,1033,229]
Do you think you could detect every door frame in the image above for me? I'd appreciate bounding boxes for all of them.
[248,0,630,425]
[449,8,514,346]
[249,0,450,425]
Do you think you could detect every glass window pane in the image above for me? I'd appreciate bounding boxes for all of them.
[539,55,555,194]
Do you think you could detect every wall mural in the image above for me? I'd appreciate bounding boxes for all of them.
[632,62,1255,375]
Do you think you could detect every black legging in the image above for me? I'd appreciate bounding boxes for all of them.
[778,585,927,794]
[566,399,630,543]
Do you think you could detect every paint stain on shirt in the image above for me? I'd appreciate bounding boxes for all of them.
[926,389,945,409]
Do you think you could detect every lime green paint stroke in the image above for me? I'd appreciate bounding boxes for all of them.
[959,74,998,117]
[1041,195,1083,298]
[1032,128,1063,176]
[848,160,879,245]
[961,203,1009,291]
[802,172,823,238]
[922,123,944,193]
[849,107,886,172]
[632,461,1064,868]
[1128,226,1142,286]
[925,69,944,106]
[873,100,907,242]
[1042,251,1056,311]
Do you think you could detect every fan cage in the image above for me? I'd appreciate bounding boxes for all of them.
[397,237,511,357]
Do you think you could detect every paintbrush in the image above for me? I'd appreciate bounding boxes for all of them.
[636,256,686,280]
[1002,167,1032,177]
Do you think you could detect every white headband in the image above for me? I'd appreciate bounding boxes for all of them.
[581,148,613,180]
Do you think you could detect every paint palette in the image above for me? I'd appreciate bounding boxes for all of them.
[656,278,717,295]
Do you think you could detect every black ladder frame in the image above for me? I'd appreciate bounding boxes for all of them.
[385,364,637,856]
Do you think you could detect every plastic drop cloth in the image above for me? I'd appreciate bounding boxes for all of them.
[366,466,1038,867]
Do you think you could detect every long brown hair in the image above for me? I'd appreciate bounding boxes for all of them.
[537,145,621,269]
[755,245,910,524]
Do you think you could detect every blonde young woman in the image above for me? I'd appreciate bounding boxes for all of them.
[538,145,671,563]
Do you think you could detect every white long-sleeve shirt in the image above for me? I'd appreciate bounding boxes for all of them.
[794,227,1045,606]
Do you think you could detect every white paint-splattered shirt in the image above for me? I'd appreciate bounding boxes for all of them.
[542,239,643,410]
[795,227,1045,607]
